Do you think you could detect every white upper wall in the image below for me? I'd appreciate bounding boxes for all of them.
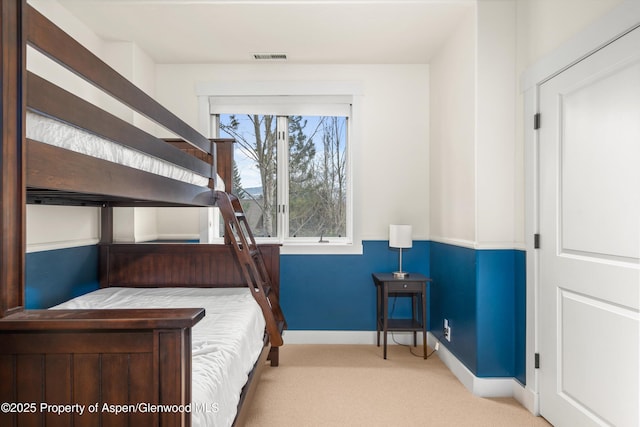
[26,206,100,253]
[476,0,517,249]
[429,0,519,250]
[156,208,201,240]
[154,64,430,242]
[430,0,624,249]
[516,0,624,76]
[429,7,477,246]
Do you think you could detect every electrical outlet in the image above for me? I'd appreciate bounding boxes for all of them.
[434,342,440,351]
[444,318,451,342]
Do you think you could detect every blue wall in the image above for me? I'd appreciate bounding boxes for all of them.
[25,245,100,309]
[25,240,525,384]
[429,242,526,384]
[429,243,478,371]
[280,240,431,330]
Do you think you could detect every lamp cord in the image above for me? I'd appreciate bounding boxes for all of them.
[389,296,436,358]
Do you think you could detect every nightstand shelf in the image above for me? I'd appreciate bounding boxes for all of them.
[385,318,423,330]
[372,272,431,359]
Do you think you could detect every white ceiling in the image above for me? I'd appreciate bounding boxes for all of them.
[57,0,475,64]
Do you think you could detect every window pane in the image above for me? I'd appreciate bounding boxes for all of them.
[288,116,347,238]
[219,114,277,238]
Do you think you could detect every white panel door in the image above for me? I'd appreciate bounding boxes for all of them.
[538,26,640,427]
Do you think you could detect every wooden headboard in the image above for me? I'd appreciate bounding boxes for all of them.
[100,243,280,295]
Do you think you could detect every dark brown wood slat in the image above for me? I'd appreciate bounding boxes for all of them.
[27,189,220,207]
[164,138,214,169]
[44,354,72,427]
[129,353,157,426]
[165,140,213,163]
[158,329,190,427]
[260,245,281,297]
[0,0,26,318]
[16,354,43,427]
[27,72,214,179]
[72,354,101,427]
[1,308,204,331]
[2,332,153,354]
[101,206,114,244]
[27,139,215,206]
[214,139,235,192]
[165,138,235,192]
[0,355,16,426]
[193,253,211,284]
[25,5,211,154]
[101,354,130,427]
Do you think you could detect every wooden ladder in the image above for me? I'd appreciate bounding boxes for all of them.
[216,191,286,347]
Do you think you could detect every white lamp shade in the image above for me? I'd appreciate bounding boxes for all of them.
[389,224,412,249]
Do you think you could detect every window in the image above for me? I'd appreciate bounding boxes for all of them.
[216,112,349,245]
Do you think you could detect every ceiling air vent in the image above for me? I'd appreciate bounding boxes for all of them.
[253,53,287,61]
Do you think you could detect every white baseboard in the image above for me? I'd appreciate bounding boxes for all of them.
[26,238,100,253]
[283,330,378,345]
[283,329,427,346]
[155,233,199,241]
[512,380,540,416]
[426,333,538,414]
[282,330,539,416]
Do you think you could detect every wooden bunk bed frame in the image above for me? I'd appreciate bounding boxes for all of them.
[0,2,284,426]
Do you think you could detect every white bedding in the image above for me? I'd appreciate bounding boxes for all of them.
[26,111,225,191]
[52,287,265,427]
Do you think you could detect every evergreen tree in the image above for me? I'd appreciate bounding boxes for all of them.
[288,116,318,237]
[220,114,345,239]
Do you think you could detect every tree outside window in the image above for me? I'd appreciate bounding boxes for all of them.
[219,113,347,243]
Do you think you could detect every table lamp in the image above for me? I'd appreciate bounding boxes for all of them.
[389,224,412,278]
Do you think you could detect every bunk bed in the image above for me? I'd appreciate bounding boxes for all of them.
[0,2,284,426]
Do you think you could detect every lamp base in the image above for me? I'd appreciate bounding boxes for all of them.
[393,271,409,279]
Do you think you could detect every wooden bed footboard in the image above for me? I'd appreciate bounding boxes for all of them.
[0,308,203,427]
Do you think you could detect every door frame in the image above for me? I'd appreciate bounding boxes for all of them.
[521,0,640,416]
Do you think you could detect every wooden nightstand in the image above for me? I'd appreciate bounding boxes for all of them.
[372,273,431,359]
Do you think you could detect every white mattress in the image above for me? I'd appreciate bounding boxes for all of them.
[26,111,225,191]
[52,287,265,427]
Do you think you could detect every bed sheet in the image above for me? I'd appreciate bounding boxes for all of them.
[52,287,264,427]
[26,111,225,191]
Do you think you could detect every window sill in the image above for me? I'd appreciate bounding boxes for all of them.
[280,241,363,255]
[206,237,363,255]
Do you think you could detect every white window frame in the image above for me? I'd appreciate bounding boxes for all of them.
[196,81,363,255]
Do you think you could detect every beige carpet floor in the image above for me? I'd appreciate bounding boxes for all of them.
[243,344,551,427]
